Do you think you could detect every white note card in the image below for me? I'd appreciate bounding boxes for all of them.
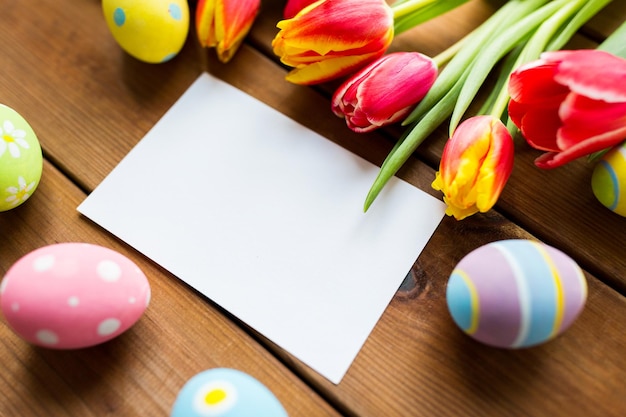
[78,73,446,383]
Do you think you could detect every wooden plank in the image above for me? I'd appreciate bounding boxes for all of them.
[265,166,626,417]
[3,1,625,416]
[1,0,205,192]
[251,1,626,294]
[207,52,626,415]
[585,1,626,39]
[237,4,626,416]
[0,161,340,416]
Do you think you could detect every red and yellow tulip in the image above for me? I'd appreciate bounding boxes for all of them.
[272,0,394,85]
[283,0,320,19]
[508,49,626,168]
[331,52,437,132]
[432,116,514,220]
[196,0,261,63]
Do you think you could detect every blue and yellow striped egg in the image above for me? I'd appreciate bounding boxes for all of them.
[591,141,626,217]
[102,0,189,63]
[171,368,288,417]
[446,239,587,348]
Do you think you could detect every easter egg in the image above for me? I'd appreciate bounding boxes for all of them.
[591,142,626,217]
[0,104,43,212]
[446,239,587,348]
[0,243,151,349]
[102,0,190,63]
[171,368,288,417]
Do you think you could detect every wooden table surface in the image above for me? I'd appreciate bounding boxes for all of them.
[1,1,625,416]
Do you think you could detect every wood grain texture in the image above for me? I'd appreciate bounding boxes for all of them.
[249,2,626,416]
[2,0,626,416]
[0,161,339,416]
[251,0,626,295]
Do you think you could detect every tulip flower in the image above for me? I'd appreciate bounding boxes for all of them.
[272,0,394,85]
[331,52,437,133]
[432,115,514,220]
[508,49,626,169]
[283,0,319,19]
[196,0,261,63]
[364,0,616,211]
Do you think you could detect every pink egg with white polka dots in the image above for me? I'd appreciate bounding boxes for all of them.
[0,243,150,349]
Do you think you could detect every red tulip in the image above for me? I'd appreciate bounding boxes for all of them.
[432,116,514,220]
[508,49,626,168]
[196,0,261,63]
[272,0,394,85]
[283,0,320,19]
[331,52,437,132]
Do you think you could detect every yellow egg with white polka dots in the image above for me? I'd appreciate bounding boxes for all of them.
[102,0,190,63]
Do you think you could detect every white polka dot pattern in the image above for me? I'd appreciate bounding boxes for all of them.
[0,243,150,349]
[36,329,59,345]
[33,254,55,272]
[67,296,80,307]
[97,260,122,282]
[98,318,121,336]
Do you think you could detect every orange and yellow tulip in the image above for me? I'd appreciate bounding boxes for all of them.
[272,0,394,85]
[196,0,261,63]
[283,0,319,19]
[432,115,514,220]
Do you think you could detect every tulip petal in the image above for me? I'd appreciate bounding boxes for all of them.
[284,0,321,19]
[196,0,217,47]
[272,0,393,85]
[356,54,436,123]
[285,51,384,85]
[331,52,436,131]
[276,10,393,56]
[196,0,260,62]
[535,125,626,169]
[545,50,626,103]
[558,93,626,147]
[215,0,260,62]
[433,116,513,220]
[508,99,562,152]
[508,60,570,105]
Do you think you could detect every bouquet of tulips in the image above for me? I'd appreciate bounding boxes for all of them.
[194,0,626,220]
[271,0,626,220]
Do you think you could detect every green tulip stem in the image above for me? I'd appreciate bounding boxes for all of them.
[391,0,438,19]
[547,0,615,52]
[364,0,549,212]
[392,0,471,35]
[364,78,465,212]
[598,18,626,59]
[402,0,547,126]
[449,0,569,135]
[364,0,618,212]
[431,33,467,68]
[487,0,589,125]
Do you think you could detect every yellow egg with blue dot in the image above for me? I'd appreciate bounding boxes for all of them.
[0,104,43,212]
[591,141,626,217]
[102,0,189,63]
[171,368,288,417]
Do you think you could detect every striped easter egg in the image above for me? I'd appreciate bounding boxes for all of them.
[591,141,626,217]
[446,239,587,348]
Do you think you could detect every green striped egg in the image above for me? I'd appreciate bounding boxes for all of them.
[446,239,587,348]
[592,141,626,217]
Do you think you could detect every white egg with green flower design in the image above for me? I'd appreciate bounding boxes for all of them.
[0,104,43,212]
